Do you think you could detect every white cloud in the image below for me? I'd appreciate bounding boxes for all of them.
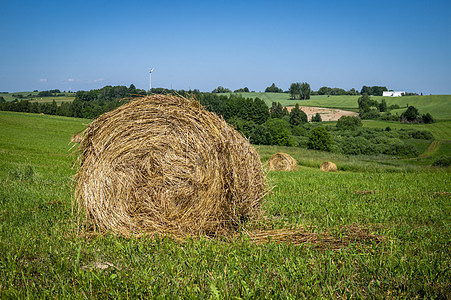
[93,78,105,83]
[67,78,75,82]
[39,78,48,82]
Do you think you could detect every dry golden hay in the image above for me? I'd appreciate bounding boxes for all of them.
[71,134,82,143]
[74,94,267,237]
[320,161,338,172]
[267,153,298,171]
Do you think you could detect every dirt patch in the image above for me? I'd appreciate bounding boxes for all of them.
[286,106,358,122]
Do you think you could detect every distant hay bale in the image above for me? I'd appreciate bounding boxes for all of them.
[267,153,298,171]
[74,94,267,237]
[71,134,82,143]
[320,161,338,172]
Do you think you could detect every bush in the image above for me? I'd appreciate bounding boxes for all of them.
[336,116,362,130]
[432,156,451,167]
[307,126,332,151]
[422,113,435,124]
[311,113,322,122]
[384,142,418,157]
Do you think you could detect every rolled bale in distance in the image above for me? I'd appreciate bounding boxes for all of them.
[267,153,298,171]
[74,94,267,237]
[320,161,338,172]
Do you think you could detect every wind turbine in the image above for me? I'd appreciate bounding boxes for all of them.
[149,68,154,91]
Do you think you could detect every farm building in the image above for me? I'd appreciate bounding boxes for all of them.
[383,91,405,97]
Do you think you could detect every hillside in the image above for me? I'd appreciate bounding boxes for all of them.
[228,93,451,121]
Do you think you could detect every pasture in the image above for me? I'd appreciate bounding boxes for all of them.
[230,92,451,121]
[0,111,450,298]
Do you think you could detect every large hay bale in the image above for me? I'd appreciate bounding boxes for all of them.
[267,153,298,171]
[320,161,338,172]
[74,94,266,237]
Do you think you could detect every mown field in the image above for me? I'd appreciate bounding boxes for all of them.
[0,111,449,298]
[0,91,75,105]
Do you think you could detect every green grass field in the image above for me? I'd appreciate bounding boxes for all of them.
[0,92,75,105]
[229,92,451,121]
[0,111,449,298]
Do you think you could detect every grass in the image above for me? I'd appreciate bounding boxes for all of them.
[0,111,450,298]
[228,92,451,121]
[0,91,75,104]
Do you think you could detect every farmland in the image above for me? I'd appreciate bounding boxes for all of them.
[0,110,449,298]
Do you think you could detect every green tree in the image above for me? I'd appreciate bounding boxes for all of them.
[264,118,294,146]
[307,126,332,151]
[289,104,307,125]
[336,116,362,130]
[300,82,311,100]
[289,83,301,99]
[265,83,283,93]
[269,102,284,118]
[212,86,231,93]
[401,106,420,122]
[311,113,322,122]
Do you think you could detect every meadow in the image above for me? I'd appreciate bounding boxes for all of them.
[0,91,75,105]
[0,111,450,298]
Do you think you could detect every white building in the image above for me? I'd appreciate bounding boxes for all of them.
[383,91,405,97]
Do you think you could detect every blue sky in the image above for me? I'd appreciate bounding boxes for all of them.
[1,0,450,94]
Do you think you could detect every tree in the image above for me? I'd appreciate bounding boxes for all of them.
[212,86,231,93]
[336,116,362,130]
[422,113,434,124]
[307,126,332,151]
[289,104,307,125]
[401,106,420,122]
[289,83,301,99]
[300,82,311,100]
[265,83,283,93]
[233,87,250,93]
[378,99,387,112]
[269,102,284,118]
[311,113,322,122]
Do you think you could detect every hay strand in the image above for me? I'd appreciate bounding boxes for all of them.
[74,94,267,237]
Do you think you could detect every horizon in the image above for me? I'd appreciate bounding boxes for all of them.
[1,0,450,94]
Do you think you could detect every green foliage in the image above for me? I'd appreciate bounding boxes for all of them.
[422,113,435,124]
[233,87,250,93]
[317,86,359,95]
[269,102,288,119]
[300,82,311,100]
[211,86,232,93]
[265,83,283,93]
[432,155,451,167]
[264,118,295,146]
[289,104,307,126]
[401,105,420,122]
[289,82,301,99]
[360,85,388,96]
[307,126,332,151]
[311,113,322,122]
[336,116,362,130]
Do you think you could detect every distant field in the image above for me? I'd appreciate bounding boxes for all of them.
[229,92,451,121]
[0,92,75,104]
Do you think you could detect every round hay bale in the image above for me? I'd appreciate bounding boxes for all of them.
[74,94,266,237]
[267,153,298,171]
[320,161,338,172]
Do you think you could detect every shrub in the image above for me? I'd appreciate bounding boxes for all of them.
[336,116,362,130]
[422,113,435,124]
[432,156,451,167]
[307,126,332,151]
[311,113,322,122]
